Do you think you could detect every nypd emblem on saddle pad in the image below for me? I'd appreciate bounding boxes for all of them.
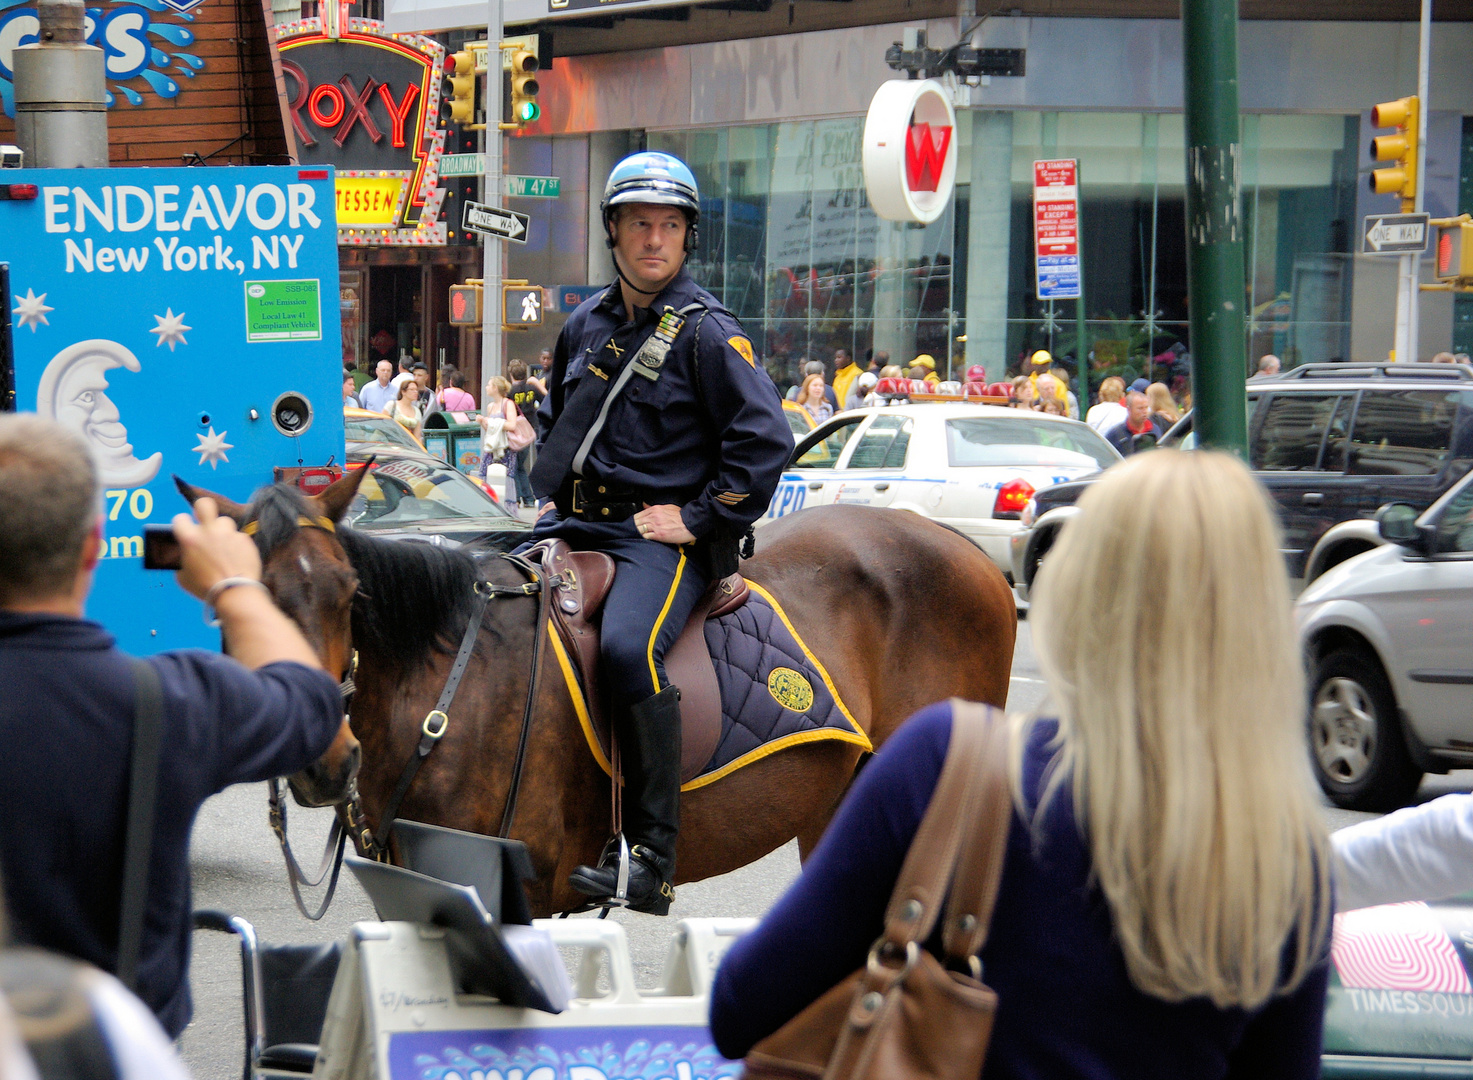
[690,582,870,787]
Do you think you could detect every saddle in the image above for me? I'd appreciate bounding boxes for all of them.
[530,539,749,784]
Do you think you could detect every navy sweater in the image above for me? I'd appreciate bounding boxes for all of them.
[709,703,1330,1079]
[0,611,342,1038]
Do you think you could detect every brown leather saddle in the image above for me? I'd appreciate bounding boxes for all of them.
[529,539,749,784]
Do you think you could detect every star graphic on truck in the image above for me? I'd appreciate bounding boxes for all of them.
[192,427,233,469]
[12,289,53,332]
[150,309,191,351]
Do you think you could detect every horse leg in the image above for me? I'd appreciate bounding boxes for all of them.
[675,739,865,884]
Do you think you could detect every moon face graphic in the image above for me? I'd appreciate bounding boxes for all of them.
[36,340,163,487]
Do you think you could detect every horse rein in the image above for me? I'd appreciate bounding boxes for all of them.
[241,510,359,921]
[255,504,556,915]
[355,551,556,862]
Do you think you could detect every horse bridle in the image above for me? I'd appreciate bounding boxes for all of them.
[260,512,556,917]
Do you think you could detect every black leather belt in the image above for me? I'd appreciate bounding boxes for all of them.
[567,478,642,522]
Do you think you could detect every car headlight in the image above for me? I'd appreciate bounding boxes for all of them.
[1019,498,1037,528]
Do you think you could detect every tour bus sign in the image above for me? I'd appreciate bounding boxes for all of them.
[0,166,345,655]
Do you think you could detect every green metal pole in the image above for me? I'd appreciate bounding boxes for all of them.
[1182,0,1249,456]
[1075,164,1089,421]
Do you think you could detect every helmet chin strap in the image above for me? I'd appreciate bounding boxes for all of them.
[611,245,682,300]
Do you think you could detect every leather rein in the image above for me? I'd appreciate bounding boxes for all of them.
[266,535,556,920]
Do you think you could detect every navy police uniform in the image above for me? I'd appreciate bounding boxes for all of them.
[525,266,790,911]
[529,267,790,706]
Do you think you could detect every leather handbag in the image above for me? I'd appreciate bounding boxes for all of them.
[741,700,1012,1080]
[506,409,536,452]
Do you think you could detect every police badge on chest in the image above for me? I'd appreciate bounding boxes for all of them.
[631,309,686,382]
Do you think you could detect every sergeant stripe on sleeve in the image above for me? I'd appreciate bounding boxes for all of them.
[715,491,748,506]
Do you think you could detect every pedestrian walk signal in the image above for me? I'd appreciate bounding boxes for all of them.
[503,284,543,327]
[1369,96,1419,211]
[441,50,479,127]
[508,47,540,127]
[448,282,483,326]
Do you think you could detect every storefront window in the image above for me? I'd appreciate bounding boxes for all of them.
[653,108,1358,392]
[652,119,956,389]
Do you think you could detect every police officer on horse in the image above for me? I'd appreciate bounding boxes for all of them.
[527,152,792,913]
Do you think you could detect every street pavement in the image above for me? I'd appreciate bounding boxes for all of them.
[179,617,1470,1078]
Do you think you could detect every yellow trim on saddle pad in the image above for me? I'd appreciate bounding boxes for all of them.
[551,579,872,792]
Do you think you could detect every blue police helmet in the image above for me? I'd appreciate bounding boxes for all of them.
[601,152,700,250]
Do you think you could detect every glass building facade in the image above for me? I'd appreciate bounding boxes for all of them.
[637,110,1362,390]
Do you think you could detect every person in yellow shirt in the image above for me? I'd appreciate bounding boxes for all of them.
[831,348,861,410]
[911,354,942,385]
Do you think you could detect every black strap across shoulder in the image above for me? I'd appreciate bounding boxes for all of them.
[117,659,163,993]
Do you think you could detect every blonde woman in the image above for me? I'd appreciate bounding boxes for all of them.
[478,375,517,491]
[1087,374,1128,432]
[711,450,1331,1077]
[1147,381,1181,430]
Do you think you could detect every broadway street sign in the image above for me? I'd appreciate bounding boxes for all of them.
[462,201,530,243]
[439,152,485,178]
[1363,213,1430,255]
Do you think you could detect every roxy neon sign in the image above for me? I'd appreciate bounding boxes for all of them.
[280,63,421,150]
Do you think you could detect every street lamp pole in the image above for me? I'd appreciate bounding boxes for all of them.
[1182,0,1249,456]
[480,0,504,383]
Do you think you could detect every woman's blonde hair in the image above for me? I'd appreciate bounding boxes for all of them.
[1146,382,1180,422]
[487,375,511,398]
[1099,376,1126,403]
[800,373,825,402]
[1024,450,1329,1010]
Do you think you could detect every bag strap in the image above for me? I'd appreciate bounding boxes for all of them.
[117,659,164,993]
[879,698,999,950]
[939,702,1014,964]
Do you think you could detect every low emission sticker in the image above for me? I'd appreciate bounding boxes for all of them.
[245,278,322,342]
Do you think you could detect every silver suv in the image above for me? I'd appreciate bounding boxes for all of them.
[1297,469,1473,811]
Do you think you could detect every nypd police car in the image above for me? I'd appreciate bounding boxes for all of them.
[756,403,1120,577]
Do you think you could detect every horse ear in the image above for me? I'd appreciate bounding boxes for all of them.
[311,463,371,525]
[173,475,251,523]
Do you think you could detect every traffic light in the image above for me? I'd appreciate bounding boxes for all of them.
[1369,95,1419,211]
[1435,220,1473,282]
[508,47,540,127]
[448,282,483,326]
[441,50,478,127]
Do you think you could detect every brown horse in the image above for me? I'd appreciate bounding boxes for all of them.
[179,470,1017,917]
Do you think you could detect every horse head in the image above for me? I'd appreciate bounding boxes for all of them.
[175,469,369,808]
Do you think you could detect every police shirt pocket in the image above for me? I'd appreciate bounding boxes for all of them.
[620,372,677,452]
[562,349,594,390]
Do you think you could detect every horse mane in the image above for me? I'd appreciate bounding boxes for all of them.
[246,482,481,670]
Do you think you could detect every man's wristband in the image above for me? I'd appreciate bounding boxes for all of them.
[202,576,270,626]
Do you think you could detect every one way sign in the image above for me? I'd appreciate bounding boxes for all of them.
[1363,212,1430,255]
[462,200,530,244]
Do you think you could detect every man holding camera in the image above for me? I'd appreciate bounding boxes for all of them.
[0,414,345,1038]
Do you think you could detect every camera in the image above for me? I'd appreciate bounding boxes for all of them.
[143,524,182,570]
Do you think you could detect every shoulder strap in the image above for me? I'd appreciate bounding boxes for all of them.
[879,699,999,950]
[117,660,164,993]
[940,701,1013,963]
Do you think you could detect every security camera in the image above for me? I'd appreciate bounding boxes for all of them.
[0,146,23,169]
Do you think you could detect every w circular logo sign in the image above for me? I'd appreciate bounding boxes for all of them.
[862,79,958,224]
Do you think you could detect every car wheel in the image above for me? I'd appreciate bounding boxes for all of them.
[1309,647,1421,812]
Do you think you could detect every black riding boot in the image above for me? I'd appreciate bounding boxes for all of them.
[570,684,681,914]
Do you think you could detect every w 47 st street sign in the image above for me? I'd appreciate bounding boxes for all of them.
[1363,212,1430,255]
[462,201,530,244]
